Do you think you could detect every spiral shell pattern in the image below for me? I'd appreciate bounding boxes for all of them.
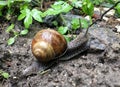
[32,29,67,62]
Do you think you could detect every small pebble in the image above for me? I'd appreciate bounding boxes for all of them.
[116,18,120,22]
[115,25,120,33]
[103,8,115,16]
[103,16,109,21]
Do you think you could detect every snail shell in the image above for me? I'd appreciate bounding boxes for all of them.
[32,29,67,62]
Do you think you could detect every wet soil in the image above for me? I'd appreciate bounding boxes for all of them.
[0,20,120,87]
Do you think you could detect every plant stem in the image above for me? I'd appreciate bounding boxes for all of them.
[59,14,67,26]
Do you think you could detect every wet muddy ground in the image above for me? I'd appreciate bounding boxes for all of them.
[0,20,120,87]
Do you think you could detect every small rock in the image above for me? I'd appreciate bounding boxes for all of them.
[111,43,120,52]
[94,7,100,12]
[115,25,120,33]
[116,18,120,22]
[103,16,109,21]
[103,8,115,16]
[85,16,90,21]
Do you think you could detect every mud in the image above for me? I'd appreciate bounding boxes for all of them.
[0,22,120,87]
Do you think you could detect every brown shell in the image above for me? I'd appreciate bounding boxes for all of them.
[32,29,67,62]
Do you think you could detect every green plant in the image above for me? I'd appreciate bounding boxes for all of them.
[70,0,82,8]
[18,7,44,28]
[0,0,31,20]
[0,1,7,16]
[1,0,120,46]
[42,1,90,42]
[82,0,94,16]
[72,18,89,30]
[0,0,13,18]
[91,0,104,5]
[6,24,18,45]
[6,24,29,45]
[4,0,93,45]
[57,18,89,42]
[71,18,80,30]
[57,26,71,42]
[4,0,44,45]
[43,1,74,42]
[43,1,73,16]
[82,0,94,24]
[58,26,68,34]
[115,3,120,17]
[5,1,71,45]
[0,70,9,79]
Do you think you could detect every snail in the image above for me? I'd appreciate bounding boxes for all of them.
[32,28,89,63]
[23,28,89,75]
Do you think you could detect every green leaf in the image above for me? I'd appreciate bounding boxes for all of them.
[115,3,120,15]
[7,37,15,45]
[87,3,94,16]
[71,18,80,30]
[23,8,32,28]
[20,29,28,35]
[20,3,29,10]
[80,19,88,28]
[31,9,43,22]
[44,8,58,16]
[71,1,82,8]
[18,13,26,21]
[51,3,61,10]
[58,26,68,34]
[52,21,58,26]
[20,9,26,14]
[7,0,11,8]
[0,11,2,16]
[71,18,88,29]
[24,14,32,28]
[54,1,64,5]
[44,1,72,16]
[0,1,8,6]
[61,3,73,13]
[82,0,94,16]
[6,24,14,33]
[53,1,73,13]
[24,0,31,2]
[1,72,9,79]
[13,31,19,36]
[63,35,71,42]
[107,0,115,4]
[18,7,29,21]
[18,8,33,28]
[92,0,102,5]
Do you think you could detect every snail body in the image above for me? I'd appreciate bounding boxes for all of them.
[32,29,67,62]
